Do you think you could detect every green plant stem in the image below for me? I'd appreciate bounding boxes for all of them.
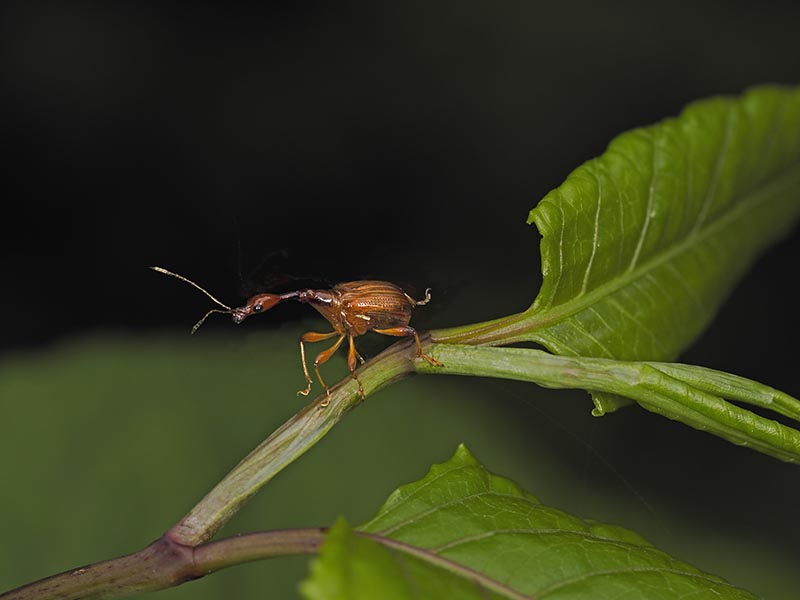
[430,310,536,346]
[1,530,325,600]
[168,335,421,546]
[1,538,196,600]
[193,529,324,573]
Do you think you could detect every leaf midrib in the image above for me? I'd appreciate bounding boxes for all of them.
[359,532,534,600]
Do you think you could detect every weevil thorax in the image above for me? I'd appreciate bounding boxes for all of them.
[231,292,282,324]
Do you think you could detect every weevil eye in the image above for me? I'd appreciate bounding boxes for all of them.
[253,303,262,312]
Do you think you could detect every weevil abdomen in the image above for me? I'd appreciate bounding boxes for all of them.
[334,281,413,334]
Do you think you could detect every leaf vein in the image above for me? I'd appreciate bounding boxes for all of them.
[605,297,669,356]
[581,169,603,295]
[430,528,664,556]
[372,490,545,537]
[629,129,658,271]
[567,319,614,357]
[535,566,741,598]
[367,464,477,531]
[665,263,704,312]
[692,105,733,235]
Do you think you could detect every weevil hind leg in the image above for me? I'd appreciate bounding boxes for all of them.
[404,288,432,307]
[347,336,366,399]
[354,347,366,365]
[373,326,442,367]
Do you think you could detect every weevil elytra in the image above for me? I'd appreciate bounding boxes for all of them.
[152,267,442,405]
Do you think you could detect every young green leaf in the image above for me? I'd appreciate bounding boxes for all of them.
[301,446,758,600]
[433,86,800,415]
[415,344,800,463]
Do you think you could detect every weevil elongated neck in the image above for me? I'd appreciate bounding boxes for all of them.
[297,289,337,306]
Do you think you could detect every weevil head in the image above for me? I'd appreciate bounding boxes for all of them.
[231,293,282,324]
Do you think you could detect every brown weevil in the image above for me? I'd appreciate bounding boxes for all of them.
[152,267,442,405]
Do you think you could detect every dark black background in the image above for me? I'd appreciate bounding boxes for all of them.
[2,3,800,597]
[2,1,798,373]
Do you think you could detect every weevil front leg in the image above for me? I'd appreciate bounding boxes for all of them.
[312,335,346,407]
[373,326,443,367]
[298,331,341,404]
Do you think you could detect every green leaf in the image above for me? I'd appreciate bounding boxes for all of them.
[301,446,757,599]
[527,85,800,414]
[301,519,511,600]
[416,344,800,463]
[432,86,800,416]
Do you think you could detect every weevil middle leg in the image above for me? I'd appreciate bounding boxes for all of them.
[373,326,442,367]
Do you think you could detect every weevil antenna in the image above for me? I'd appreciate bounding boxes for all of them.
[150,266,233,311]
[191,309,232,334]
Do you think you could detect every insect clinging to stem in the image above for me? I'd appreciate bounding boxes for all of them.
[151,266,442,406]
